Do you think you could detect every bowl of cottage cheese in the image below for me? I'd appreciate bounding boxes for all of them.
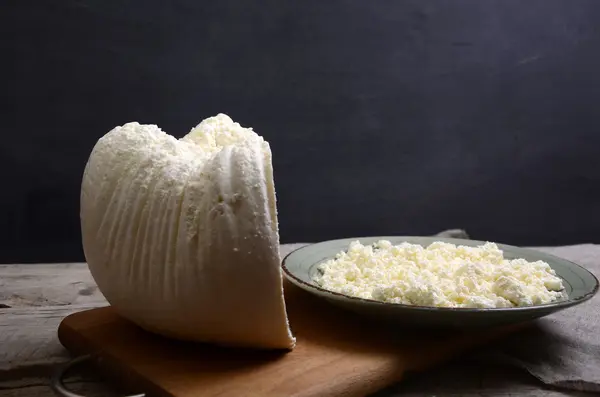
[282,236,598,328]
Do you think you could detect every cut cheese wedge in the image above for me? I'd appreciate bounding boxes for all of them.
[80,114,295,349]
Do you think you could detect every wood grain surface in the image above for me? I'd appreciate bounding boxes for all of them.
[2,243,598,397]
[57,280,525,397]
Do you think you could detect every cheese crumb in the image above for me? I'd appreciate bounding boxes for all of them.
[312,240,567,308]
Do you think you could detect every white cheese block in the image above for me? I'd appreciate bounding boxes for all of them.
[80,114,295,349]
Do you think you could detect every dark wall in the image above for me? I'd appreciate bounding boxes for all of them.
[3,0,600,263]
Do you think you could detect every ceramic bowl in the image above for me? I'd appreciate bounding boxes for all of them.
[282,236,599,328]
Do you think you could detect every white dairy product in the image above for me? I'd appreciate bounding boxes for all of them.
[80,114,295,349]
[313,240,566,308]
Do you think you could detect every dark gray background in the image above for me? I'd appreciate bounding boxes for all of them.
[3,0,600,263]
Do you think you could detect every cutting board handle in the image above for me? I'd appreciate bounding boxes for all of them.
[51,354,145,397]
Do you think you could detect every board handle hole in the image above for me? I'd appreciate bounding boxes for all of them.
[50,354,145,397]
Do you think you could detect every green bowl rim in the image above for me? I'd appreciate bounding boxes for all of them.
[281,236,600,313]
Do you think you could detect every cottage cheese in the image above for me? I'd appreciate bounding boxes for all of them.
[313,240,567,308]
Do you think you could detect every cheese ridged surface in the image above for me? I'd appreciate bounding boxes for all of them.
[81,114,295,349]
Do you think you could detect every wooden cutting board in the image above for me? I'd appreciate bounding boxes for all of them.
[58,279,525,397]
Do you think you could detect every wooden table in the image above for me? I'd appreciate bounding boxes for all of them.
[1,243,597,397]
